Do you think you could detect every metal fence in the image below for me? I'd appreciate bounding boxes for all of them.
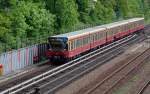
[0,43,47,75]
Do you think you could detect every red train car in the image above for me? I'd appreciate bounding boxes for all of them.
[46,18,144,63]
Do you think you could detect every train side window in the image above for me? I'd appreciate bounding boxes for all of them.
[96,33,98,40]
[77,39,79,48]
[85,37,87,44]
[70,42,72,51]
[93,34,96,41]
[98,32,101,39]
[111,28,113,35]
[83,37,85,45]
[85,37,88,44]
[100,32,102,39]
[99,32,101,39]
[73,40,75,49]
[69,41,72,51]
[68,41,70,51]
[68,42,70,51]
[79,38,81,47]
[98,32,100,39]
[87,36,89,44]
[96,33,97,40]
[102,31,105,38]
[72,40,74,50]
[97,32,99,40]
[84,37,86,45]
[82,37,84,47]
[91,35,93,42]
[80,38,82,47]
[73,40,74,50]
[76,39,79,48]
[71,41,73,50]
[74,40,76,49]
[87,36,89,43]
[88,35,90,43]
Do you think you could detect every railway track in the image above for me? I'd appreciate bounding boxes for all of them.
[137,80,150,94]
[0,62,57,91]
[0,33,145,94]
[0,24,148,94]
[84,47,150,94]
[0,28,148,94]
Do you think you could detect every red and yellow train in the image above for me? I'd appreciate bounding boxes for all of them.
[46,18,144,63]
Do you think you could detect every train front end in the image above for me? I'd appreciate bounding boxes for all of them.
[46,37,68,63]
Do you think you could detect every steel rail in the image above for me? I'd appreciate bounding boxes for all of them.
[25,34,139,94]
[44,46,123,94]
[11,36,136,94]
[137,81,150,94]
[85,48,150,94]
[0,35,136,94]
[42,34,140,94]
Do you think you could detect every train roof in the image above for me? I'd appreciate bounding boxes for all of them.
[103,20,129,28]
[128,18,144,22]
[52,26,106,38]
[51,18,144,39]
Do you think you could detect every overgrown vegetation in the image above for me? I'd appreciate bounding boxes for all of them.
[0,0,149,53]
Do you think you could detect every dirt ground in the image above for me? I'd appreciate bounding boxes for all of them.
[55,39,150,94]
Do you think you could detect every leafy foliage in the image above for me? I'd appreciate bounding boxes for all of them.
[0,0,148,53]
[55,0,79,32]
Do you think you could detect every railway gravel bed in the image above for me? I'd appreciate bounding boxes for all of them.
[138,81,150,94]
[85,49,150,94]
[2,34,144,94]
[55,36,149,94]
[25,34,147,94]
[0,63,56,92]
[18,39,127,94]
[142,82,150,94]
[0,31,148,94]
[0,34,139,94]
[110,58,150,94]
[1,36,139,94]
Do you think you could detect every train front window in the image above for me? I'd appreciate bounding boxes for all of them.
[51,41,63,48]
[48,38,67,51]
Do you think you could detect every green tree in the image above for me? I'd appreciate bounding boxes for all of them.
[0,0,17,10]
[11,1,55,48]
[116,0,144,19]
[45,0,56,13]
[0,14,11,42]
[142,0,150,23]
[55,0,79,32]
[76,0,93,23]
[0,13,16,51]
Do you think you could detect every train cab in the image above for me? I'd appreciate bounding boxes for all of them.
[46,37,69,63]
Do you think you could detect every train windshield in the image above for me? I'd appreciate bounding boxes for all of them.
[48,38,67,51]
